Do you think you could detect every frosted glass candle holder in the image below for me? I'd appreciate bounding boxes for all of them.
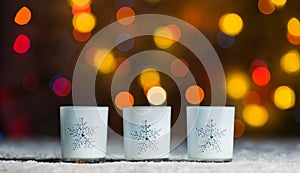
[60,106,108,163]
[187,106,235,162]
[123,106,171,161]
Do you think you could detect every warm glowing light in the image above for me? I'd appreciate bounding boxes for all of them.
[243,104,269,127]
[252,67,271,86]
[153,26,176,49]
[52,77,72,97]
[13,34,31,54]
[219,13,243,36]
[116,33,135,52]
[273,86,295,110]
[139,69,160,88]
[147,86,167,105]
[227,73,248,99]
[143,81,161,96]
[94,49,116,74]
[243,91,261,106]
[115,92,134,110]
[71,0,91,7]
[258,0,276,15]
[216,31,235,48]
[23,72,40,91]
[14,6,31,25]
[185,85,205,105]
[72,12,96,33]
[287,18,300,37]
[170,58,189,78]
[166,24,181,41]
[73,29,91,42]
[280,49,300,74]
[234,119,245,138]
[115,57,131,77]
[116,7,135,26]
[250,59,268,72]
[271,0,287,7]
[72,4,91,15]
[287,31,300,45]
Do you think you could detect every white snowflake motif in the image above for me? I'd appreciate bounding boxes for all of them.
[67,117,98,150]
[195,119,226,152]
[130,120,162,154]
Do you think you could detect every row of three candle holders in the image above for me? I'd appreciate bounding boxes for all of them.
[60,106,235,163]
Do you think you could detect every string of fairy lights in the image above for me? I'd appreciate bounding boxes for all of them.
[6,0,300,137]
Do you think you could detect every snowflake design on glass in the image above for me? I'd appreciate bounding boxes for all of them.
[130,120,162,154]
[196,119,226,152]
[67,117,98,150]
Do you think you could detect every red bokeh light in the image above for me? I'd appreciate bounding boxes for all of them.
[53,77,72,97]
[252,67,271,86]
[13,34,31,54]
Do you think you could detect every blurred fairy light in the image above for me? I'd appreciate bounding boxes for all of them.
[13,34,31,54]
[153,24,181,49]
[72,12,96,33]
[52,77,72,97]
[250,59,268,72]
[72,28,91,42]
[280,49,300,74]
[252,67,271,86]
[72,4,91,15]
[185,85,205,105]
[234,119,245,138]
[147,86,167,105]
[242,91,261,106]
[243,104,269,127]
[271,0,287,8]
[70,0,91,7]
[115,91,134,110]
[94,48,116,74]
[115,57,131,77]
[219,13,243,36]
[170,58,189,77]
[14,6,31,25]
[227,73,249,99]
[139,69,160,88]
[273,86,295,110]
[258,0,275,15]
[287,18,300,37]
[287,31,300,45]
[216,31,235,48]
[116,33,135,52]
[116,6,135,26]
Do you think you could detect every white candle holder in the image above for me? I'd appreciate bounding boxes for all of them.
[123,106,171,161]
[60,106,108,163]
[187,106,235,162]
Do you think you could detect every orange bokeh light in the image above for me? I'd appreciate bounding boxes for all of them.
[14,6,31,25]
[243,91,261,106]
[287,31,300,45]
[234,119,245,138]
[72,4,91,15]
[72,29,91,42]
[258,0,276,15]
[185,85,205,105]
[115,92,134,110]
[252,67,271,86]
[116,7,135,26]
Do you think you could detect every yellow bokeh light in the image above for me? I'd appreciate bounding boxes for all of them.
[227,73,249,99]
[280,49,300,74]
[271,0,287,7]
[73,12,96,33]
[153,26,175,49]
[147,86,167,105]
[219,13,243,36]
[139,69,160,88]
[71,0,91,7]
[93,48,116,74]
[273,86,296,110]
[287,17,300,37]
[243,104,269,127]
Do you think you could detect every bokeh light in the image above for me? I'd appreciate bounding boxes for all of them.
[185,85,205,105]
[271,0,287,7]
[115,91,134,110]
[72,28,91,42]
[243,104,269,127]
[115,57,131,77]
[70,0,91,7]
[14,6,31,25]
[243,91,261,106]
[165,24,181,41]
[13,34,31,54]
[139,69,160,88]
[116,33,135,52]
[258,0,276,15]
[216,31,235,48]
[49,74,63,90]
[273,86,295,110]
[72,4,91,15]
[219,13,243,36]
[280,49,300,74]
[227,73,249,99]
[250,59,268,72]
[234,119,245,138]
[252,67,271,86]
[94,49,116,74]
[287,17,300,37]
[116,7,135,26]
[52,77,72,97]
[23,72,40,91]
[72,12,96,33]
[147,86,167,105]
[170,58,189,77]
[287,31,300,45]
[153,26,176,49]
